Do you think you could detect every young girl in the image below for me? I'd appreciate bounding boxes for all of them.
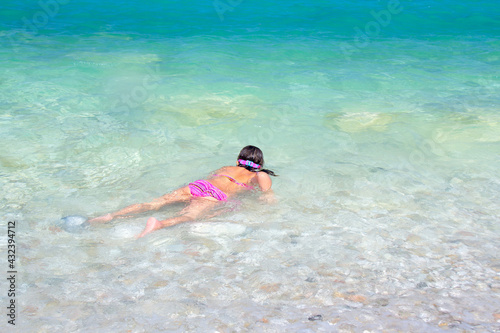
[89,145,276,238]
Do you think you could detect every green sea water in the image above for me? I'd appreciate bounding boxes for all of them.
[1,0,499,331]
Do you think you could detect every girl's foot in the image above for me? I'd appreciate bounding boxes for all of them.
[89,213,113,223]
[137,217,162,238]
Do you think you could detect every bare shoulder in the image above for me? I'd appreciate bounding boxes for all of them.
[256,172,272,191]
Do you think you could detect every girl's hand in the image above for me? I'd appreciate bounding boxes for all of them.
[259,190,277,204]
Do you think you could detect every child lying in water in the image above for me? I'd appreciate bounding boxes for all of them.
[89,145,276,238]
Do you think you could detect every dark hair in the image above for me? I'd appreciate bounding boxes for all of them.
[237,145,277,176]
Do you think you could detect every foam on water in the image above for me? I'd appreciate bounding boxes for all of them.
[2,0,500,331]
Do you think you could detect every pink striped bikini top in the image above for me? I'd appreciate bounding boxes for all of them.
[215,174,254,189]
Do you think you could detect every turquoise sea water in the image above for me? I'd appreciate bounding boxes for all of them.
[1,0,499,331]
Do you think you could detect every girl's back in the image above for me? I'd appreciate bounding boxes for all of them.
[208,166,258,196]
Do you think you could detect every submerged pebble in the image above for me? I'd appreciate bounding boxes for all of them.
[416,282,428,289]
[308,314,323,321]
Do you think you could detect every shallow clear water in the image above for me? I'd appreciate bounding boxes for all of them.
[1,0,500,331]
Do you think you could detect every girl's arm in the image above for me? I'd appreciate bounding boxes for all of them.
[256,172,276,203]
[256,172,272,191]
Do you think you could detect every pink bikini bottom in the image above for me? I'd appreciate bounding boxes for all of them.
[188,180,228,201]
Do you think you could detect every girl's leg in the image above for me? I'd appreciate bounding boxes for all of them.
[136,198,219,238]
[155,186,193,205]
[90,186,192,223]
